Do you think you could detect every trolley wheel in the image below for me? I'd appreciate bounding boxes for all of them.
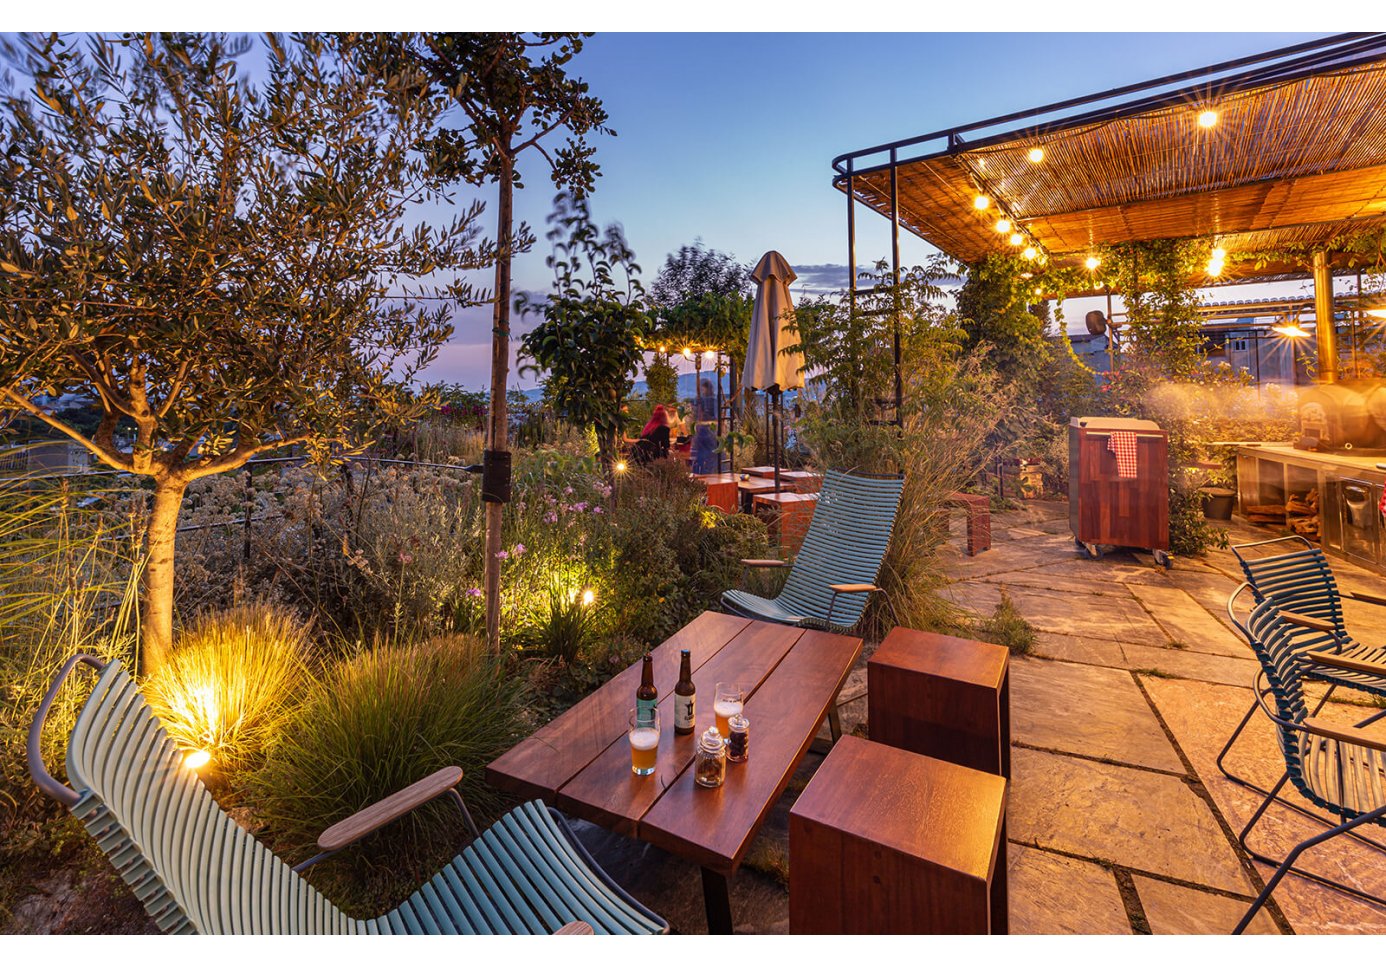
[1153,549,1173,570]
[1078,541,1103,560]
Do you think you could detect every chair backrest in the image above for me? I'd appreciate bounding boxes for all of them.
[1232,535,1346,635]
[777,469,904,627]
[64,660,360,934]
[1242,597,1326,792]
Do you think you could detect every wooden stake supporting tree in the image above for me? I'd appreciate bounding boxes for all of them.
[0,33,488,671]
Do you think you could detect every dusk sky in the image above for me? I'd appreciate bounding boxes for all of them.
[413,32,1326,389]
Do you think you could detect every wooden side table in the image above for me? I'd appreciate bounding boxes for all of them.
[867,627,1010,778]
[692,473,739,513]
[789,735,1008,934]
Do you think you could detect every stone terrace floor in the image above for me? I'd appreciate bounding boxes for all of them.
[577,499,1386,934]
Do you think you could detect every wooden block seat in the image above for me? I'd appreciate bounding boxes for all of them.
[945,491,991,555]
[789,735,1008,934]
[753,490,819,552]
[692,473,740,513]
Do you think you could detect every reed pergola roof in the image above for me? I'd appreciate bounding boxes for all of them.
[833,34,1386,287]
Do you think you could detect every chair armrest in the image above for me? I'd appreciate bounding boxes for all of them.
[829,583,880,594]
[1347,589,1386,608]
[554,921,594,935]
[318,766,463,851]
[1304,650,1386,677]
[741,558,788,568]
[1279,610,1335,633]
[1303,717,1386,755]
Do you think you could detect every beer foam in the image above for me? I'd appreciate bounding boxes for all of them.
[629,727,660,750]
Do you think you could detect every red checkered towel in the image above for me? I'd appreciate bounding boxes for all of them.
[1107,431,1138,479]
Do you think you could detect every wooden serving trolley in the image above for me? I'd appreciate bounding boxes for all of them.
[1068,416,1171,568]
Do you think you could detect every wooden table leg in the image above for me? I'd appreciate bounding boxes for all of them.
[701,867,733,934]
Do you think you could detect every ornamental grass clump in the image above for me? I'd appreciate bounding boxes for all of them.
[250,634,525,910]
[142,604,312,779]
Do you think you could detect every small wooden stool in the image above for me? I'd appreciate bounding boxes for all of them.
[753,490,818,552]
[737,476,779,513]
[790,735,1008,934]
[868,627,1010,778]
[692,473,739,513]
[945,491,991,555]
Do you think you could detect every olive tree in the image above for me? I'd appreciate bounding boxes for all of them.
[0,33,488,671]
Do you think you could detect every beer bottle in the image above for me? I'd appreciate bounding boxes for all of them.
[674,649,696,735]
[636,653,658,722]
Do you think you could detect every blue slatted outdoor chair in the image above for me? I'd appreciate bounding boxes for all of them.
[1220,535,1386,796]
[28,655,667,935]
[1228,594,1386,933]
[722,468,903,739]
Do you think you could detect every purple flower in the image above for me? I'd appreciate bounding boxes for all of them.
[593,506,604,515]
[563,486,574,496]
[466,587,483,598]
[513,543,526,556]
[398,552,414,565]
[495,550,509,560]
[573,501,588,513]
[544,512,558,524]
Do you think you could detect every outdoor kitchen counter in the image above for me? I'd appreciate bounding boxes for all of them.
[1236,442,1386,474]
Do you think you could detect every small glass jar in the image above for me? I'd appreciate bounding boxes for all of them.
[694,726,726,788]
[726,714,749,763]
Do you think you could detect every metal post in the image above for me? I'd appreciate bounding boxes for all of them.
[846,158,857,406]
[890,148,902,424]
[242,467,254,562]
[1105,286,1116,374]
[1313,250,1337,384]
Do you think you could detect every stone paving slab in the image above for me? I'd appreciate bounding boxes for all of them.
[1131,875,1279,934]
[1125,583,1252,657]
[1009,746,1253,895]
[1008,844,1132,934]
[941,580,1171,646]
[1141,675,1386,933]
[976,569,1135,598]
[1031,632,1260,688]
[1010,658,1183,772]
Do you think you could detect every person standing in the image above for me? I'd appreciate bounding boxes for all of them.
[691,378,719,473]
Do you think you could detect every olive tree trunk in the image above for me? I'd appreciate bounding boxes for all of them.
[141,476,187,673]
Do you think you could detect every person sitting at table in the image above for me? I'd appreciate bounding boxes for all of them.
[629,405,671,465]
[665,403,688,443]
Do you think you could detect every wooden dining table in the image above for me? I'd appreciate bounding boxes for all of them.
[487,611,862,933]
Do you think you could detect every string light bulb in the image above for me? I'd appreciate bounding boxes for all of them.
[703,349,716,362]
[994,218,1012,234]
[1022,247,1038,261]
[973,195,990,211]
[1008,233,1024,247]
[1198,109,1219,129]
[1085,256,1101,271]
[1027,147,1045,163]
[1211,247,1226,260]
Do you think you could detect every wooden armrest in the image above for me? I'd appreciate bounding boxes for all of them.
[829,583,880,594]
[318,766,463,851]
[1303,717,1386,755]
[554,921,594,935]
[1279,610,1335,633]
[741,558,788,567]
[1304,650,1386,677]
[1347,589,1386,608]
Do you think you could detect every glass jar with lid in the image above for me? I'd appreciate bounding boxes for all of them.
[694,725,727,788]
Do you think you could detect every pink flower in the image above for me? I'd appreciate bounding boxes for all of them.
[495,550,509,560]
[544,512,558,524]
[513,543,526,556]
[466,587,483,598]
[593,506,604,514]
[398,552,414,565]
[563,486,574,496]
[573,501,588,513]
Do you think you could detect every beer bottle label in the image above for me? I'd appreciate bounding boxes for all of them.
[675,695,695,730]
[636,697,657,721]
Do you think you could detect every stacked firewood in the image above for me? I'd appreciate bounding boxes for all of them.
[1286,488,1320,541]
[1246,503,1286,524]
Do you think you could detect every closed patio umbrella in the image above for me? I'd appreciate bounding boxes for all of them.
[743,251,804,492]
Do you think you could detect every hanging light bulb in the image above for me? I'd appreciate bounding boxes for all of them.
[994,218,1012,234]
[973,195,990,211]
[1027,146,1045,163]
[1085,256,1101,271]
[681,346,693,360]
[1022,247,1038,261]
[1198,109,1219,129]
[1211,247,1226,260]
[1008,233,1024,247]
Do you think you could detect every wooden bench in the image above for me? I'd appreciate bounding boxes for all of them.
[868,627,1010,778]
[945,491,991,555]
[790,735,1008,934]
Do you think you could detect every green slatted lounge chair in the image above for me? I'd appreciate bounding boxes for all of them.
[28,655,668,936]
[1228,594,1386,932]
[722,469,903,740]
[1219,535,1386,798]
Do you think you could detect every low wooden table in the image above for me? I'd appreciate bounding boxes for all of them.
[737,475,781,513]
[488,611,862,933]
[692,472,740,513]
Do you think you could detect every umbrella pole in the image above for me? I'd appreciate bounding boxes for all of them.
[773,388,782,494]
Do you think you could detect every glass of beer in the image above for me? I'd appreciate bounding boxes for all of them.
[629,707,660,777]
[714,682,743,737]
